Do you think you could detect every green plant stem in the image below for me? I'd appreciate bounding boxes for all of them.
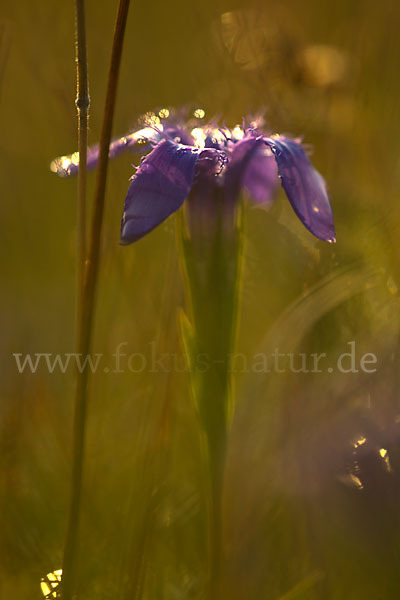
[61,1,131,598]
[179,196,244,599]
[74,0,90,295]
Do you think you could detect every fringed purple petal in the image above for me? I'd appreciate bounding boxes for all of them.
[204,134,222,150]
[49,127,162,177]
[185,148,229,242]
[120,139,199,244]
[163,126,194,146]
[265,136,336,242]
[194,148,227,179]
[241,141,278,205]
[224,137,278,205]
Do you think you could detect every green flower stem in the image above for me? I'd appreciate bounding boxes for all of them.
[61,2,131,598]
[179,193,244,598]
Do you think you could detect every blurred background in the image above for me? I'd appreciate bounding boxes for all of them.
[2,0,400,598]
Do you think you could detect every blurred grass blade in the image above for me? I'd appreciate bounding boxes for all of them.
[74,0,90,296]
[258,262,380,354]
[278,571,324,600]
[61,1,131,599]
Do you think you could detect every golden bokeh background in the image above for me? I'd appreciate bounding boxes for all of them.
[2,1,400,598]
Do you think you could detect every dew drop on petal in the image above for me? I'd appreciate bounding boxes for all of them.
[191,127,206,148]
[139,111,161,127]
[232,125,244,141]
[193,108,205,119]
[50,156,74,177]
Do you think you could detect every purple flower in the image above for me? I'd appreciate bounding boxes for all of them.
[51,112,336,244]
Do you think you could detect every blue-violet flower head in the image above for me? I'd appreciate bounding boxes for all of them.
[50,110,336,244]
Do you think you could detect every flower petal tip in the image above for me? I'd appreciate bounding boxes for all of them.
[50,156,76,177]
[119,232,131,246]
[265,136,335,243]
